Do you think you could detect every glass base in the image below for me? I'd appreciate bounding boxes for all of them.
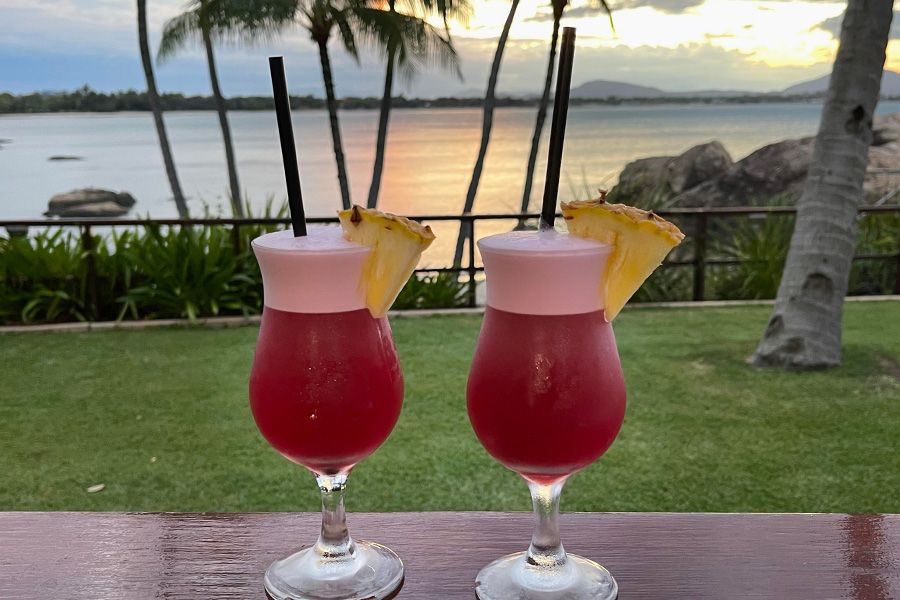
[475,552,617,600]
[264,540,404,600]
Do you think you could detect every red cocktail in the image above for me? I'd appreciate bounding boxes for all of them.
[466,229,622,600]
[250,307,402,475]
[467,307,625,485]
[249,224,419,600]
[467,196,684,600]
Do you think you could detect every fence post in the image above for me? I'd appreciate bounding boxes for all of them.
[894,244,900,295]
[466,218,477,308]
[81,224,99,321]
[232,222,242,257]
[693,213,707,301]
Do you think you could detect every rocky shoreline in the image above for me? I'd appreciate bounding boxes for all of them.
[608,112,900,208]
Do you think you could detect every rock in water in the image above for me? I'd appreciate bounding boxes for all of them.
[608,142,733,207]
[45,188,136,217]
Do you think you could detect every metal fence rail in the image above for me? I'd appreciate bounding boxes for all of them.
[2,205,899,317]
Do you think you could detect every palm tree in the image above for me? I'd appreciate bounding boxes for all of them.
[291,0,372,210]
[751,0,893,369]
[452,0,521,266]
[159,0,257,217]
[518,0,611,219]
[137,0,189,218]
[364,0,467,209]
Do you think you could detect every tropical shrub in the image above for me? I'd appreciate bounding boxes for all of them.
[0,230,89,323]
[849,212,900,295]
[0,221,472,324]
[1,208,896,325]
[708,213,795,300]
[394,272,469,310]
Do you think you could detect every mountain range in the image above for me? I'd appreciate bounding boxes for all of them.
[568,70,900,99]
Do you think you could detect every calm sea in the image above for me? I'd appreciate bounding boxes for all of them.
[3,102,899,263]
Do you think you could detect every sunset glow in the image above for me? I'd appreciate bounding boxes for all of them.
[442,0,874,76]
[0,0,895,96]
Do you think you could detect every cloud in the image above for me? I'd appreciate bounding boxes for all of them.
[609,0,705,14]
[528,5,614,22]
[441,37,831,96]
[815,11,900,40]
[0,0,857,96]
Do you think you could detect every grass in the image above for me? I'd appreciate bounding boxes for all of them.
[1,303,899,514]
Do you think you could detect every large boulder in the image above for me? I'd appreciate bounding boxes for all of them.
[667,141,733,193]
[607,156,672,206]
[608,142,732,207]
[674,113,900,207]
[672,137,815,208]
[45,188,136,218]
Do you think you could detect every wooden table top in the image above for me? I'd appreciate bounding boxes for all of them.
[1,511,898,599]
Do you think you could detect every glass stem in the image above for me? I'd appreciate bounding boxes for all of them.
[526,479,568,568]
[313,473,356,562]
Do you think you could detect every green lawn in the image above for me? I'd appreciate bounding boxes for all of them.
[1,303,899,513]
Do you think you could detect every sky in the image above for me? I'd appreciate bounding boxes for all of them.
[0,0,897,98]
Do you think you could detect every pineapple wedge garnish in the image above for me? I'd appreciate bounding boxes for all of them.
[562,197,684,320]
[338,205,435,317]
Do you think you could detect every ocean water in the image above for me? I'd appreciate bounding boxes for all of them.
[3,101,899,264]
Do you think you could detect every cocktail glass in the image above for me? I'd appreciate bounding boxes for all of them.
[467,229,625,600]
[249,227,404,600]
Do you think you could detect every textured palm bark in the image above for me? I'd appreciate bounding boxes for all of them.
[203,27,244,217]
[137,0,189,218]
[318,40,353,210]
[452,0,521,266]
[752,0,892,369]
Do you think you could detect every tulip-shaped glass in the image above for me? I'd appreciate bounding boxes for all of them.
[249,228,404,600]
[467,230,625,600]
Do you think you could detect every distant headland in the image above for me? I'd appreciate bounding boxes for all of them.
[3,70,899,114]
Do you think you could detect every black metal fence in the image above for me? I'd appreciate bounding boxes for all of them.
[2,205,900,316]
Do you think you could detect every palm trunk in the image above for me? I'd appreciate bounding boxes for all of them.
[137,0,188,218]
[452,0,521,266]
[751,0,892,370]
[317,39,352,210]
[519,17,561,223]
[203,27,243,217]
[368,44,396,209]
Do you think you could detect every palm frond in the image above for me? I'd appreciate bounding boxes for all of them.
[405,0,471,28]
[332,3,361,60]
[158,10,203,62]
[204,0,298,46]
[353,7,460,81]
[159,0,298,61]
[593,0,614,32]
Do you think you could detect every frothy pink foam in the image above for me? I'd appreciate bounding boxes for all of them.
[478,230,611,316]
[252,227,370,314]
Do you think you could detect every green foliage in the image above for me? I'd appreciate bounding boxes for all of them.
[0,85,325,113]
[1,215,471,324]
[394,272,469,310]
[0,230,88,323]
[709,214,794,300]
[0,87,553,114]
[117,225,260,320]
[632,265,693,303]
[849,212,900,295]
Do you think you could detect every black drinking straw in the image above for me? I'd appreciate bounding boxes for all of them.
[540,27,577,230]
[269,56,307,237]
